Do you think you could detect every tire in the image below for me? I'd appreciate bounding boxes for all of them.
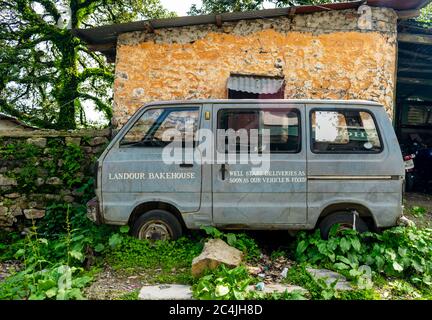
[131,209,182,241]
[319,212,369,240]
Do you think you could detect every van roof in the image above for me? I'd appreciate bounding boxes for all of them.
[144,99,383,107]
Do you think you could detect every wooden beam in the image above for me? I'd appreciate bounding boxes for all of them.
[398,59,432,68]
[87,43,116,52]
[396,9,420,19]
[398,49,432,62]
[398,67,432,74]
[398,33,432,45]
[398,77,432,86]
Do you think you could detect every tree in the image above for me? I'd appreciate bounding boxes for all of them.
[188,0,344,15]
[0,0,173,129]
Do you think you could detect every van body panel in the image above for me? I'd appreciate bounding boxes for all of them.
[91,99,405,232]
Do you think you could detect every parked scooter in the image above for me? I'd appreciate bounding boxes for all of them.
[400,143,416,192]
[400,139,432,193]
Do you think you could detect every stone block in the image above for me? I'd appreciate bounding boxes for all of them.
[0,174,17,186]
[26,137,46,148]
[139,284,193,300]
[88,136,108,146]
[23,209,45,219]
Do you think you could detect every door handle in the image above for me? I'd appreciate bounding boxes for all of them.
[179,163,193,168]
[221,164,228,180]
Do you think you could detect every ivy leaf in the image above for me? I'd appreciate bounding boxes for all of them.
[45,288,58,299]
[296,240,308,256]
[120,226,130,234]
[340,238,351,253]
[94,243,105,253]
[392,261,404,272]
[109,233,123,248]
[333,262,349,270]
[69,250,84,262]
[226,233,237,246]
[351,238,361,252]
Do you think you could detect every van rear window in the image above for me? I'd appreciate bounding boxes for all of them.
[217,108,301,153]
[310,109,382,153]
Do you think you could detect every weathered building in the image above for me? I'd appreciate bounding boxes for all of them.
[75,0,431,130]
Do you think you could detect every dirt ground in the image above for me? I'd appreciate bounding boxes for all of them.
[404,192,432,228]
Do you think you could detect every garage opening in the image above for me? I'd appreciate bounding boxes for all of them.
[396,19,432,191]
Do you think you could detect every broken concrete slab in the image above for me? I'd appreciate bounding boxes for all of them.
[306,267,352,290]
[138,284,193,300]
[191,238,243,277]
[247,283,308,295]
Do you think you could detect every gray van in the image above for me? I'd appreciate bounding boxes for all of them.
[87,99,405,240]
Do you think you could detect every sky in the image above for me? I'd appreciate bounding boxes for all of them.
[160,0,201,16]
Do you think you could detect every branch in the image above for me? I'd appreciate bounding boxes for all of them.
[77,68,114,83]
[78,92,112,118]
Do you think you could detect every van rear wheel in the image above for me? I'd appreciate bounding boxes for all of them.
[319,212,368,239]
[132,209,182,241]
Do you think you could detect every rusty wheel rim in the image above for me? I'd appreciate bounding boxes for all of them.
[138,220,172,241]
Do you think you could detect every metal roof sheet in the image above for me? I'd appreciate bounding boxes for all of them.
[228,74,285,94]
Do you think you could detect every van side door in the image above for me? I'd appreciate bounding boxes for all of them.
[211,103,307,227]
[100,105,202,224]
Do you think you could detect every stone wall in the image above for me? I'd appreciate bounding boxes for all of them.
[0,129,110,229]
[113,6,397,129]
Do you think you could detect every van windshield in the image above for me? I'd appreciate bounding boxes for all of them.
[120,107,199,147]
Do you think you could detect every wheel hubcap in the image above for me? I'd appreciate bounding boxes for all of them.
[139,220,172,241]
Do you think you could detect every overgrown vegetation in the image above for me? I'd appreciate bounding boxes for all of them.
[294,226,432,297]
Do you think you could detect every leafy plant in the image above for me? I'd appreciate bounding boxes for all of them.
[193,265,254,300]
[295,226,432,290]
[410,206,427,218]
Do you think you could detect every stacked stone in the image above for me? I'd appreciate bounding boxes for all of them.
[0,130,110,229]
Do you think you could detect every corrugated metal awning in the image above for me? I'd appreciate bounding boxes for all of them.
[227,74,285,94]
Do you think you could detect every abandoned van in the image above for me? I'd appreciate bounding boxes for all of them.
[87,99,405,240]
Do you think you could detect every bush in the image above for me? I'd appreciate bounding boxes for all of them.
[295,226,432,290]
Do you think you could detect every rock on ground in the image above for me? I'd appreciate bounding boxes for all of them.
[306,268,352,290]
[139,284,193,300]
[191,238,243,277]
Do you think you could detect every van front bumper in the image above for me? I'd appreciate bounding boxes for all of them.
[86,197,102,224]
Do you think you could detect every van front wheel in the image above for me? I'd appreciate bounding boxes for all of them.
[319,212,368,239]
[132,209,182,241]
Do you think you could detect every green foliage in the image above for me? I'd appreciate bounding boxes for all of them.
[295,226,432,290]
[107,235,203,271]
[0,204,116,300]
[418,3,432,24]
[193,265,255,300]
[0,0,174,129]
[0,139,89,193]
[193,264,307,300]
[410,206,427,217]
[285,264,378,300]
[201,226,261,261]
[189,0,343,15]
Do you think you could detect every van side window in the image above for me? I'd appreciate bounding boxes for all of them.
[310,109,382,153]
[120,108,200,147]
[217,108,301,153]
